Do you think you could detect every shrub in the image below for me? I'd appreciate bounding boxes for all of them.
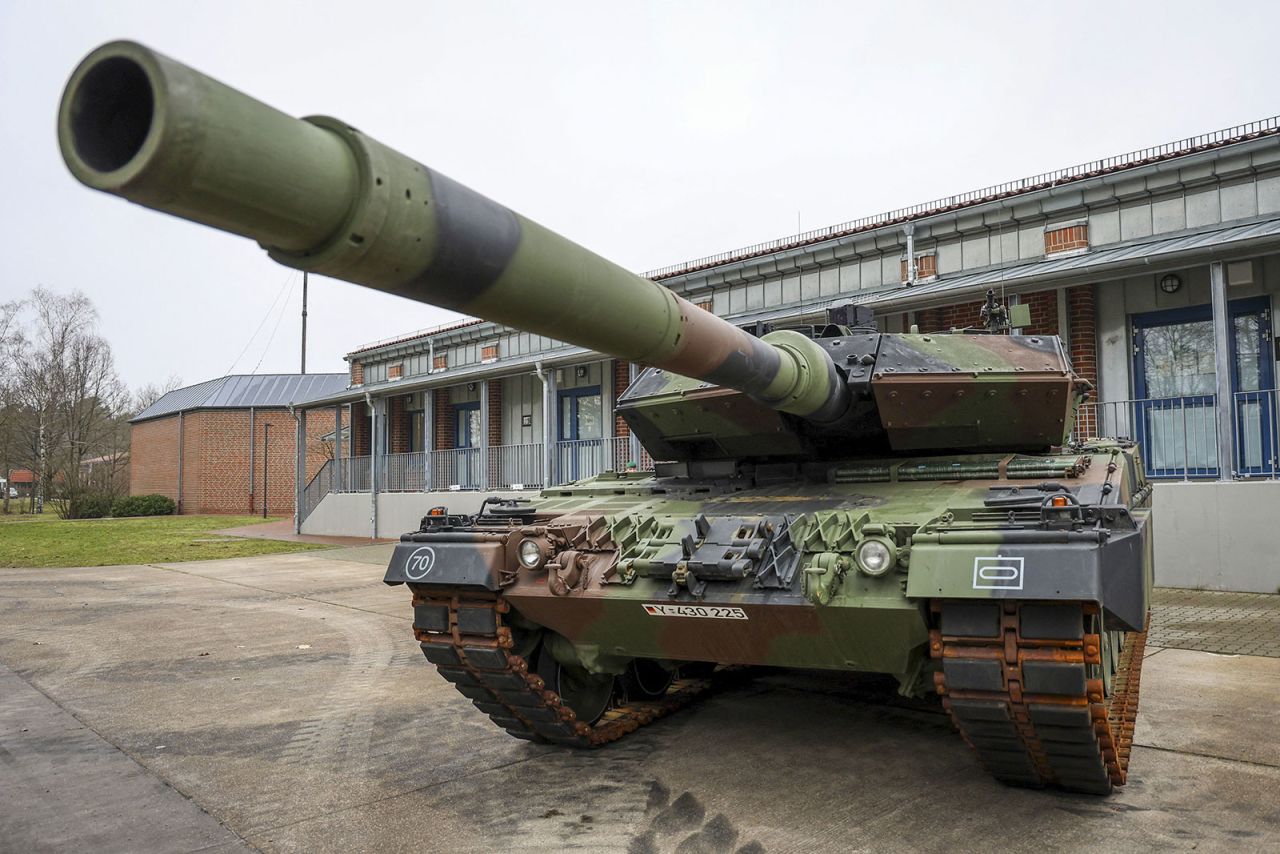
[64,493,115,519]
[111,494,177,517]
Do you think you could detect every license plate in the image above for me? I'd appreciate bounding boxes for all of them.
[642,603,748,620]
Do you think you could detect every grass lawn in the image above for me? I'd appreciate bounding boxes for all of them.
[0,513,329,568]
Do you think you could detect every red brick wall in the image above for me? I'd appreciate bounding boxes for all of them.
[900,254,938,282]
[487,382,503,447]
[1045,224,1088,254]
[388,395,409,454]
[916,290,1057,336]
[434,388,454,449]
[129,408,335,515]
[351,401,371,456]
[1068,284,1099,437]
[130,415,182,501]
[350,361,364,385]
[614,360,632,438]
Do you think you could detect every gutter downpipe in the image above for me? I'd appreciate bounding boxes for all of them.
[904,223,917,286]
[534,360,557,489]
[289,404,303,535]
[247,406,256,513]
[177,411,184,514]
[1210,261,1236,481]
[366,391,379,539]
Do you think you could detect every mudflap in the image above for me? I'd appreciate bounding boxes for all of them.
[904,521,1150,633]
[382,532,510,590]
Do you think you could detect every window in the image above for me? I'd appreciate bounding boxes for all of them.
[454,403,481,448]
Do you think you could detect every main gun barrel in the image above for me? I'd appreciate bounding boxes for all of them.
[58,41,848,422]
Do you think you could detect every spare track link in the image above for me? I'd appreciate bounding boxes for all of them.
[930,600,1148,795]
[410,590,713,746]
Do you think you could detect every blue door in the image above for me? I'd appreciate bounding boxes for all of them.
[1132,297,1274,478]
[557,386,602,482]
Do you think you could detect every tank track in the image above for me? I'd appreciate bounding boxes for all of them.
[410,590,715,746]
[930,600,1148,794]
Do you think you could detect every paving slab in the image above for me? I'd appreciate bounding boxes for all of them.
[1132,647,1280,767]
[1,558,1278,853]
[0,663,250,853]
[1150,588,1280,657]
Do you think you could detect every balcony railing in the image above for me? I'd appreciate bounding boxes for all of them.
[1075,391,1279,480]
[299,438,658,522]
[302,393,1280,524]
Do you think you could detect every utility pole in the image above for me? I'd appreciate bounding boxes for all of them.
[300,271,308,375]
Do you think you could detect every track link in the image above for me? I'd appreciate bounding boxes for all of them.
[930,600,1148,794]
[410,591,714,746]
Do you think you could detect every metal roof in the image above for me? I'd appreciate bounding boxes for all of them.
[131,374,349,422]
[860,215,1280,311]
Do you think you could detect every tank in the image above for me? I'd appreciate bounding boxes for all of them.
[58,41,1153,795]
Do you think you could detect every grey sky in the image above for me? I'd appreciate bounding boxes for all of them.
[3,0,1277,391]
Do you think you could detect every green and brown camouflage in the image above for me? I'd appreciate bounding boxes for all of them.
[58,41,1154,795]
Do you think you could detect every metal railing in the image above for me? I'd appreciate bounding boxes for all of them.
[382,451,430,492]
[300,437,659,516]
[300,459,334,523]
[1075,392,1280,480]
[487,442,543,490]
[645,116,1280,281]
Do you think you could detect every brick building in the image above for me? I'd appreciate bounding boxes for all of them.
[130,374,346,514]
[295,116,1280,585]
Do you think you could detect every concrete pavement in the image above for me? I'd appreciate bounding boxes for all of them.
[1,550,1278,853]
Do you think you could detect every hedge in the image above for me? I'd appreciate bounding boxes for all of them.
[111,494,177,517]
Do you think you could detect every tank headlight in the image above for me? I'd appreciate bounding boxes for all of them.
[517,537,545,569]
[856,538,895,576]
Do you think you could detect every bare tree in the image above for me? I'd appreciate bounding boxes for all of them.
[7,289,130,515]
[132,375,183,415]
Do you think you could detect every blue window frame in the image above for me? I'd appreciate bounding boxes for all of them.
[557,385,602,482]
[454,402,481,448]
[557,386,602,442]
[1131,297,1274,478]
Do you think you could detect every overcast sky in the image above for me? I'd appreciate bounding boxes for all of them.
[3,1,1278,391]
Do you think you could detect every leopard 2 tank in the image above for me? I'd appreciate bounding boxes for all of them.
[57,40,1153,794]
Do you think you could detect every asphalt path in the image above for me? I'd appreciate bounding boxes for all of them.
[2,547,1278,853]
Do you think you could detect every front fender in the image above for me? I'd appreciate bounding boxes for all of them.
[382,530,512,590]
[904,519,1151,632]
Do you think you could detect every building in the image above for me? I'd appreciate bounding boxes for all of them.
[131,374,346,514]
[293,116,1280,592]
[4,469,35,501]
